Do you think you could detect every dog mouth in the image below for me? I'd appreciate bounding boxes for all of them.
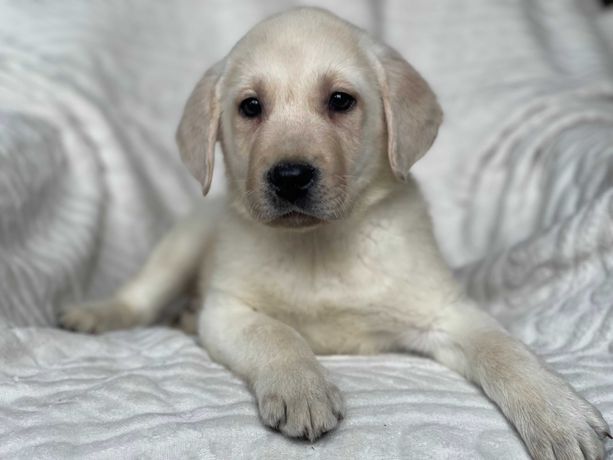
[268,210,325,228]
[247,189,347,229]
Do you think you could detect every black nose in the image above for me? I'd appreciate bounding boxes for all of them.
[267,162,317,203]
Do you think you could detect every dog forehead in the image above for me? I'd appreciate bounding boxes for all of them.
[239,8,360,53]
[224,8,367,87]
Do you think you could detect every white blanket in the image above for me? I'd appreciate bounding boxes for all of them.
[1,1,612,458]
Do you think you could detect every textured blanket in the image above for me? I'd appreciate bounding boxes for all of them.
[1,1,612,458]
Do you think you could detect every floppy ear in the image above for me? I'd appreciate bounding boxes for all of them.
[370,45,443,181]
[176,60,224,195]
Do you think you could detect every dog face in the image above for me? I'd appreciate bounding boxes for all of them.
[177,8,442,229]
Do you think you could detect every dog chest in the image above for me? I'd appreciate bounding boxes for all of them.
[206,218,454,353]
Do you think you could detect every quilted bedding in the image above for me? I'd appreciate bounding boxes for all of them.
[1,1,613,458]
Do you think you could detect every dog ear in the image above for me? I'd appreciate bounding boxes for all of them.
[176,60,224,195]
[370,45,443,181]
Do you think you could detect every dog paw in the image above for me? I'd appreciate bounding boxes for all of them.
[515,377,610,460]
[59,299,146,334]
[254,362,345,441]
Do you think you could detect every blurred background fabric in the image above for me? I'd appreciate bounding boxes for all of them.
[1,1,613,458]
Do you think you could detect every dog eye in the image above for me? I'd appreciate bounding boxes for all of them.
[239,97,262,118]
[328,92,356,113]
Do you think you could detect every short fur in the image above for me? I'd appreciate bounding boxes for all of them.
[61,8,609,459]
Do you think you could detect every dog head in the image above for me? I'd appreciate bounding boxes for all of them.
[177,8,442,229]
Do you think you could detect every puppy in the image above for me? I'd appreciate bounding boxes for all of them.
[61,8,610,459]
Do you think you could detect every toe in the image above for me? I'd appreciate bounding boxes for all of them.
[578,429,605,460]
[326,384,345,420]
[259,394,287,430]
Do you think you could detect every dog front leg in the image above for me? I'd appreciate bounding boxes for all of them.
[402,300,609,459]
[199,289,345,440]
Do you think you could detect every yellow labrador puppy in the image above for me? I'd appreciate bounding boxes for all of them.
[61,8,610,459]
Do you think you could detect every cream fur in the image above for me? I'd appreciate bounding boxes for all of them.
[61,8,609,458]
